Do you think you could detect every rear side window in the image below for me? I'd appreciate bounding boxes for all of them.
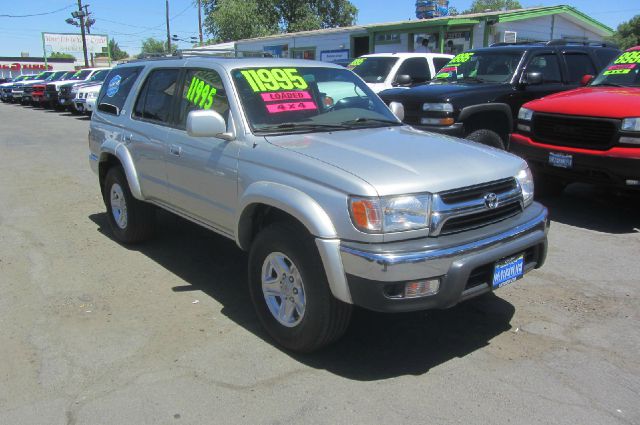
[97,66,143,115]
[433,57,451,73]
[175,68,229,130]
[564,53,596,82]
[527,54,562,83]
[133,68,180,124]
[397,57,431,82]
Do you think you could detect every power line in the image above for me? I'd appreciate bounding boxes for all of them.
[0,3,75,18]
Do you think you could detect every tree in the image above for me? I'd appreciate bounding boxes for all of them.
[107,39,128,61]
[49,52,75,59]
[200,0,357,41]
[138,37,176,58]
[464,0,522,14]
[607,15,640,50]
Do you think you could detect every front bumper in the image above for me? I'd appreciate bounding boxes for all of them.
[338,203,548,312]
[510,133,640,188]
[411,122,464,138]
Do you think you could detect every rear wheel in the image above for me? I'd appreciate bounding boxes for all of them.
[103,166,155,244]
[466,129,506,150]
[248,222,352,352]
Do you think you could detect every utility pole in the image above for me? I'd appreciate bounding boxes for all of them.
[83,5,94,67]
[165,0,171,54]
[198,0,203,45]
[77,0,89,67]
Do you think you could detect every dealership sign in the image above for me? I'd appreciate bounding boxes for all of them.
[43,32,108,54]
[0,63,52,71]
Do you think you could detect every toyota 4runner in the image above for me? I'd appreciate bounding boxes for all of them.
[510,46,640,194]
[89,54,549,352]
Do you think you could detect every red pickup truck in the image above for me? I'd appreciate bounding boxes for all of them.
[510,46,640,195]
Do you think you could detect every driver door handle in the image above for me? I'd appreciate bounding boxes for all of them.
[169,145,182,157]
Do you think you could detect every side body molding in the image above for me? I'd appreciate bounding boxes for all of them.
[236,181,338,250]
[99,140,143,200]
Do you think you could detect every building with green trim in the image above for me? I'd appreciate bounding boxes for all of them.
[221,5,613,61]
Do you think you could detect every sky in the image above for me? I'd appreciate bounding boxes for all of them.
[1,0,639,59]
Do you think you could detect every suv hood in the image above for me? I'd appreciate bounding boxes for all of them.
[527,86,640,119]
[380,82,507,103]
[265,126,524,196]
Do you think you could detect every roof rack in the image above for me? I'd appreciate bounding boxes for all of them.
[489,41,544,47]
[545,39,618,48]
[177,48,273,58]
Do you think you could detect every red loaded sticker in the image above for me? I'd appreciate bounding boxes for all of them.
[266,102,318,114]
[607,64,636,71]
[261,91,312,102]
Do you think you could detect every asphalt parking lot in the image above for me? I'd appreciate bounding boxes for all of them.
[1,101,639,425]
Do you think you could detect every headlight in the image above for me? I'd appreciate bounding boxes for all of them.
[515,166,534,207]
[423,102,454,112]
[349,194,432,233]
[621,118,640,132]
[71,88,78,93]
[518,107,534,121]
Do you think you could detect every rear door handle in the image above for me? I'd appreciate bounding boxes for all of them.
[169,145,182,156]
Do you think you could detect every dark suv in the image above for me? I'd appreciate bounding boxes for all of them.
[379,40,619,149]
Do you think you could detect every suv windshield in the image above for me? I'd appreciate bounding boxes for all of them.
[591,50,640,87]
[434,51,522,83]
[70,70,91,80]
[88,69,110,82]
[348,57,399,83]
[231,66,401,134]
[45,71,67,81]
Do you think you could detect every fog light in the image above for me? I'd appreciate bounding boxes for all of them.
[420,117,454,126]
[626,179,640,186]
[517,124,531,132]
[619,136,640,145]
[404,279,440,298]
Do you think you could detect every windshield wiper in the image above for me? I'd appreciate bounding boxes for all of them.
[256,122,350,133]
[592,82,625,87]
[340,117,401,126]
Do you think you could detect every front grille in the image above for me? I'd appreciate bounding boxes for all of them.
[60,86,71,95]
[532,113,619,150]
[440,178,517,204]
[23,87,33,94]
[46,84,56,92]
[399,101,424,125]
[440,201,521,235]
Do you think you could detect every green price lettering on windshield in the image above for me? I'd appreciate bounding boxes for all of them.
[348,58,366,68]
[449,52,474,65]
[185,76,216,109]
[240,68,308,92]
[73,70,82,77]
[614,51,640,65]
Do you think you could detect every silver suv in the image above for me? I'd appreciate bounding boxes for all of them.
[89,54,549,352]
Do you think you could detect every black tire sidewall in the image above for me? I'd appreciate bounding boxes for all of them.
[467,129,506,150]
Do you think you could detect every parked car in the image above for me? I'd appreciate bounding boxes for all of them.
[0,77,12,84]
[47,68,106,110]
[510,46,640,195]
[21,71,62,105]
[1,75,30,102]
[26,71,71,107]
[378,40,620,149]
[348,52,453,92]
[7,74,42,103]
[70,68,111,114]
[43,71,76,107]
[89,57,549,352]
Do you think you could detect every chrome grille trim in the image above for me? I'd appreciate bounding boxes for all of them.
[430,178,523,236]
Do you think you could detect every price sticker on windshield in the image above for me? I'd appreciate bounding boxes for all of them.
[614,51,640,65]
[347,58,366,69]
[448,52,474,65]
[240,68,308,92]
[603,63,636,75]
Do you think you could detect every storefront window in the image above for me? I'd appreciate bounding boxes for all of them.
[292,49,316,60]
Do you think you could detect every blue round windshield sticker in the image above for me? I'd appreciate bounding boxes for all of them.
[106,74,121,97]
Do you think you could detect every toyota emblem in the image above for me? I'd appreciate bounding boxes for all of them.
[484,193,498,209]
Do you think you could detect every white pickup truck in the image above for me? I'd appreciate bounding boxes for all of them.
[349,52,453,92]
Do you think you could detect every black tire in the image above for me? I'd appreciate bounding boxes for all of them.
[103,166,155,244]
[248,222,352,352]
[466,129,506,150]
[534,173,566,198]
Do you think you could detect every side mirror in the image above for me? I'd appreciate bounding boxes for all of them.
[524,71,543,85]
[393,74,413,86]
[580,74,594,86]
[186,110,233,140]
[389,101,405,121]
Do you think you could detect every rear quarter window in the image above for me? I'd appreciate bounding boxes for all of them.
[97,66,144,115]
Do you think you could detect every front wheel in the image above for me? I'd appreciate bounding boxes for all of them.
[248,222,352,352]
[466,129,506,150]
[103,166,155,244]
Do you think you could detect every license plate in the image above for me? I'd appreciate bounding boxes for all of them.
[59,99,65,104]
[492,254,524,289]
[549,152,572,168]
